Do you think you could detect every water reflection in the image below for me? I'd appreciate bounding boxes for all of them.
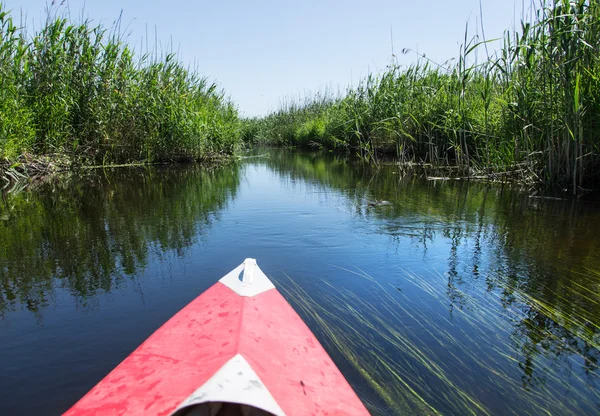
[259,149,600,414]
[0,165,240,315]
[0,149,598,415]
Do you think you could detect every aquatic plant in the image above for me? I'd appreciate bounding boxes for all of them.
[0,3,241,166]
[279,265,600,415]
[245,0,600,193]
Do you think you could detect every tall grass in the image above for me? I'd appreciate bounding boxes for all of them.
[245,0,600,193]
[244,90,344,150]
[0,4,240,166]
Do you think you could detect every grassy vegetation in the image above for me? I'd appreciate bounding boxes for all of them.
[245,0,600,194]
[279,265,600,415]
[0,4,240,169]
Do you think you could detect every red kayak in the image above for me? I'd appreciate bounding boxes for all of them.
[65,259,369,415]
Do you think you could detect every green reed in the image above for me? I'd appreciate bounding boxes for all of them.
[0,4,240,165]
[278,265,600,415]
[245,0,600,193]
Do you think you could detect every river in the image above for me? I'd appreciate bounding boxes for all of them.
[1,148,598,415]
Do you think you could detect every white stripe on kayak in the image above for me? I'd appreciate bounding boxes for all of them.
[219,258,276,297]
[171,353,285,416]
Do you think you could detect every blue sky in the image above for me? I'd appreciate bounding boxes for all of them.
[5,0,519,116]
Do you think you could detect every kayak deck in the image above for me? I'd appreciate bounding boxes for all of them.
[64,259,369,415]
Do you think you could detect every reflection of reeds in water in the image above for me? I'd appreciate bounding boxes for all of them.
[278,266,599,415]
[0,165,241,315]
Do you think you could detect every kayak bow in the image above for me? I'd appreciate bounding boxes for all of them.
[65,258,369,415]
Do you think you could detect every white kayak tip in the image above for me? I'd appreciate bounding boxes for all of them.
[219,258,276,297]
[172,354,285,416]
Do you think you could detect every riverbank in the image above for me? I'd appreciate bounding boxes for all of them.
[0,151,237,194]
[0,4,241,176]
[243,0,600,195]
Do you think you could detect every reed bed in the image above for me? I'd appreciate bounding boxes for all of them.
[245,0,600,194]
[0,4,240,168]
[278,266,600,415]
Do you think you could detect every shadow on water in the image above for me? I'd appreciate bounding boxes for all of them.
[0,165,240,316]
[0,148,598,415]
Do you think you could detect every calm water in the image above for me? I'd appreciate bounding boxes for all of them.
[1,149,599,415]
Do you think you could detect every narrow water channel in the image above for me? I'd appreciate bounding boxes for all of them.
[1,148,598,415]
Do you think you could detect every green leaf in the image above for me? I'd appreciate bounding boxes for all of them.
[574,72,580,114]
